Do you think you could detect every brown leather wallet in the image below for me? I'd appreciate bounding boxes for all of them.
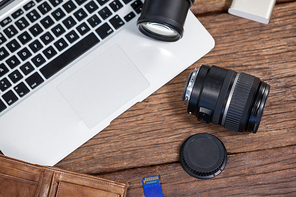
[0,154,128,197]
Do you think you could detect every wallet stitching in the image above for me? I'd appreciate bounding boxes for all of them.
[35,169,44,197]
[0,164,38,177]
[0,173,37,185]
[0,157,42,171]
[54,171,126,189]
[55,181,122,197]
[56,182,62,197]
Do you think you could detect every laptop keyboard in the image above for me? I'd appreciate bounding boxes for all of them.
[0,0,143,114]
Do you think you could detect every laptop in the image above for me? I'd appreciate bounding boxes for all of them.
[0,0,215,165]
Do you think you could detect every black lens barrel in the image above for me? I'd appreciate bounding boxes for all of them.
[183,65,270,133]
[222,72,261,132]
[137,0,195,41]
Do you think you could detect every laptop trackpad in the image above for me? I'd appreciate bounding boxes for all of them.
[57,45,150,128]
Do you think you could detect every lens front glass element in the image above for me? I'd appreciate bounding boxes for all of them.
[141,22,179,38]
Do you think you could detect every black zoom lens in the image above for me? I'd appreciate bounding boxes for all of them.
[182,65,270,133]
[137,0,195,42]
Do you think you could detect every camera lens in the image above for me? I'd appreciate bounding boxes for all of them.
[182,65,270,133]
[137,0,195,42]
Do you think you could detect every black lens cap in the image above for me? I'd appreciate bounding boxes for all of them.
[179,133,227,179]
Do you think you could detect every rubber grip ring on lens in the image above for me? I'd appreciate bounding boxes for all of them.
[223,73,255,132]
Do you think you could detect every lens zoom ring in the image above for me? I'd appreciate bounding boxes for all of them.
[224,73,255,132]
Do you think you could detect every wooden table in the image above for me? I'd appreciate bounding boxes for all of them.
[56,1,296,196]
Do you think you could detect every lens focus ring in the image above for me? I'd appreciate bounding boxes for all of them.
[223,73,255,132]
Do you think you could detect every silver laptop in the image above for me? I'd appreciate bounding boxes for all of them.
[0,0,214,165]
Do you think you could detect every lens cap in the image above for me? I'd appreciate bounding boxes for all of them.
[180,133,227,179]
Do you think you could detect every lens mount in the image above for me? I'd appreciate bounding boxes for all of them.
[182,68,199,110]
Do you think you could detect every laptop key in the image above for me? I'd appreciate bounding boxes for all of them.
[38,2,52,15]
[43,46,57,59]
[25,72,44,89]
[0,99,7,113]
[20,62,34,75]
[0,17,12,28]
[17,48,32,61]
[12,9,24,19]
[15,17,30,30]
[14,82,30,97]
[18,31,32,44]
[8,70,23,84]
[0,78,11,92]
[49,0,63,7]
[95,23,113,39]
[0,33,7,45]
[23,1,35,11]
[65,30,79,43]
[74,8,87,21]
[76,22,90,36]
[97,0,109,6]
[6,55,20,69]
[26,9,41,22]
[0,47,9,61]
[131,0,143,14]
[74,0,87,5]
[122,0,132,4]
[98,7,112,20]
[63,16,77,29]
[40,32,54,45]
[87,14,101,28]
[3,25,18,39]
[109,0,123,12]
[52,8,66,21]
[29,40,43,53]
[54,38,68,51]
[40,33,100,79]
[2,90,18,106]
[0,63,9,77]
[40,16,55,29]
[109,15,124,30]
[63,0,77,13]
[31,54,46,67]
[85,1,99,14]
[29,23,43,37]
[51,24,65,37]
[124,11,135,22]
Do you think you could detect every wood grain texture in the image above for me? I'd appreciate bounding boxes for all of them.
[191,0,295,15]
[98,145,296,196]
[56,5,296,193]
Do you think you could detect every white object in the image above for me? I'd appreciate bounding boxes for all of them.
[0,0,215,165]
[228,0,276,24]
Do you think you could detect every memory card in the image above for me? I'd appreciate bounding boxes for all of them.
[142,175,164,197]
